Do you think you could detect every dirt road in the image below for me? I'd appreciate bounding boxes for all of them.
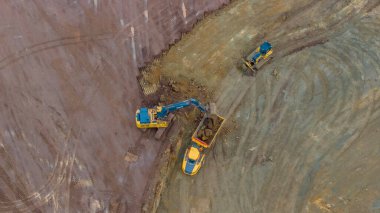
[152,0,380,212]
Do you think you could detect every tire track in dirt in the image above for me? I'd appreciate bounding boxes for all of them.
[257,29,377,211]
[155,0,379,212]
[252,5,377,209]
[0,27,116,210]
[0,34,113,71]
[0,131,73,212]
[0,90,75,211]
[1,101,69,211]
[292,55,363,212]
[234,56,309,212]
[0,153,64,211]
[270,17,379,212]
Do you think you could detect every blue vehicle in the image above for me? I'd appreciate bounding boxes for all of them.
[242,41,273,75]
[182,142,205,175]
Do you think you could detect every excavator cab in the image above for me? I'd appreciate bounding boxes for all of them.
[136,99,209,139]
[136,108,150,124]
[135,107,168,129]
[136,99,208,129]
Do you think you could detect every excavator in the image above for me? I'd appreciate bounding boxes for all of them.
[135,98,211,139]
[136,98,225,175]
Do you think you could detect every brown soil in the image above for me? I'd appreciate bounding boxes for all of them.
[147,0,380,212]
[0,0,228,212]
[195,115,224,144]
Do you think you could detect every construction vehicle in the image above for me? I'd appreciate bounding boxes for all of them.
[182,142,205,175]
[182,109,225,175]
[242,41,273,75]
[135,98,209,139]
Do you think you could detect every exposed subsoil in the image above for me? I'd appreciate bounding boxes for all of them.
[1,0,380,212]
[139,0,380,212]
[195,116,224,145]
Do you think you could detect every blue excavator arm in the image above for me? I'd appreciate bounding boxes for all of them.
[156,98,207,118]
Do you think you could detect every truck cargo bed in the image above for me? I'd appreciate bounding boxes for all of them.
[192,114,224,148]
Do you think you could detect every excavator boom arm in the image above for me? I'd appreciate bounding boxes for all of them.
[157,98,207,118]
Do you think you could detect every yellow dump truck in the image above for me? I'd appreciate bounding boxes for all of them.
[182,113,225,175]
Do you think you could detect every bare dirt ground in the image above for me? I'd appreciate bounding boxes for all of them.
[0,0,228,212]
[1,0,379,212]
[144,0,380,212]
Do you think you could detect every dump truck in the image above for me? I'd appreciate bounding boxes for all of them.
[182,107,225,175]
[242,41,273,75]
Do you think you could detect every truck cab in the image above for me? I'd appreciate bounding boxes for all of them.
[182,143,205,175]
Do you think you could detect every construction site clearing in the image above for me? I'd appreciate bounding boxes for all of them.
[0,0,379,212]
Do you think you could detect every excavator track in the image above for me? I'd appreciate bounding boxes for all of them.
[154,113,175,140]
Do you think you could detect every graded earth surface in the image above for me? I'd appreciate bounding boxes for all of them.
[151,0,380,212]
[0,0,380,212]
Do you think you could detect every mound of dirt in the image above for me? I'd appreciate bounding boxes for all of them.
[196,115,224,144]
